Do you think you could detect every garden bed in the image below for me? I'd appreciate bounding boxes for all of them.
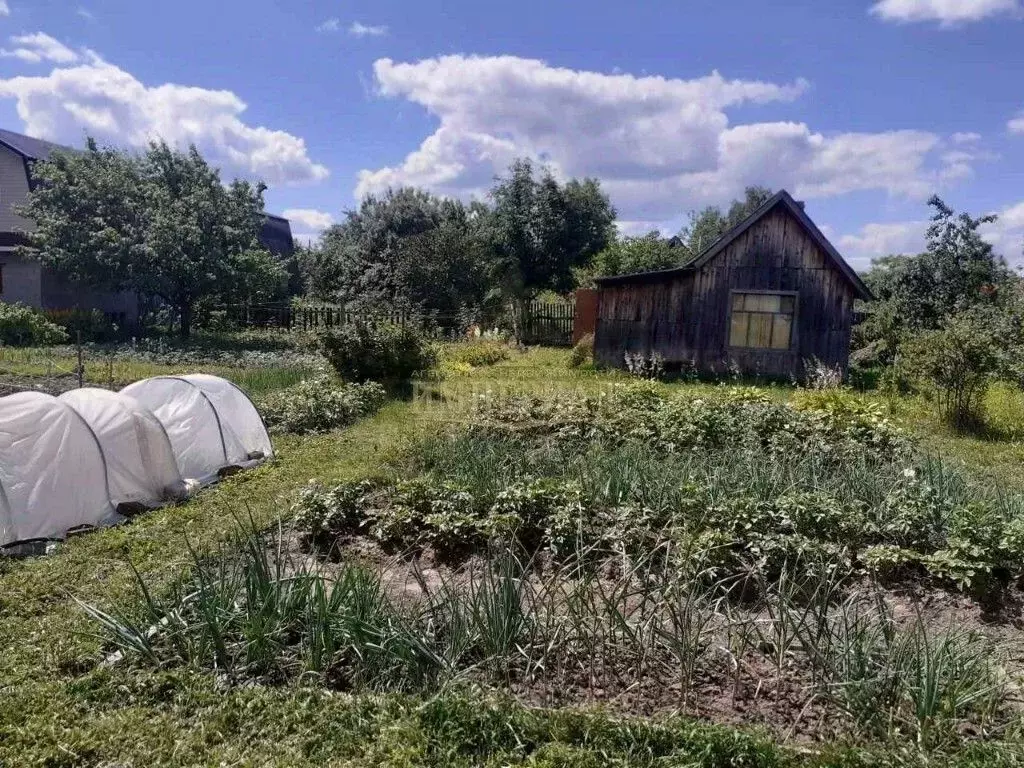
[87,384,1024,755]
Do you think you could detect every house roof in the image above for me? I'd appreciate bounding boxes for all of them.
[594,190,873,301]
[0,128,67,161]
[0,127,295,256]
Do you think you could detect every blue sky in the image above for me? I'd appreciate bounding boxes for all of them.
[1,0,1023,268]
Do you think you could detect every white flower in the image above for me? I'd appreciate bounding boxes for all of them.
[903,468,916,479]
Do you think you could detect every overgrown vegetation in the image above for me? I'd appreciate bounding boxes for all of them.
[0,301,69,346]
[81,383,1024,757]
[443,339,512,368]
[856,196,1024,432]
[260,374,387,434]
[567,333,594,368]
[318,321,437,385]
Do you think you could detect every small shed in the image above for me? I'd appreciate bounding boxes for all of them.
[593,190,872,379]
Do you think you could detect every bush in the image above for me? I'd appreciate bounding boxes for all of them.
[567,333,593,368]
[260,373,386,433]
[44,308,120,342]
[318,321,437,384]
[900,306,1018,432]
[445,340,511,367]
[0,301,68,346]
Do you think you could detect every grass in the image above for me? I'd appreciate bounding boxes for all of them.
[0,334,318,396]
[4,341,1024,765]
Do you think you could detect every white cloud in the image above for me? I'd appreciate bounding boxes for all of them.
[316,17,340,33]
[0,1,9,17]
[1,32,80,64]
[1008,111,1024,134]
[282,208,334,233]
[0,54,329,186]
[349,21,388,37]
[951,131,982,143]
[870,0,1022,25]
[836,220,928,267]
[980,200,1024,260]
[833,198,1024,269]
[77,7,95,21]
[358,55,969,222]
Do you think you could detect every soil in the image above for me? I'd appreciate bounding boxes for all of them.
[0,372,84,397]
[275,526,1024,744]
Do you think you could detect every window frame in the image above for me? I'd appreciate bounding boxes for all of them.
[727,288,798,351]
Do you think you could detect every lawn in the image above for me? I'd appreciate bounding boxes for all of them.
[0,330,319,396]
[2,343,1024,766]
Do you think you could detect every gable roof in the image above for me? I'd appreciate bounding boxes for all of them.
[0,129,67,162]
[595,190,873,301]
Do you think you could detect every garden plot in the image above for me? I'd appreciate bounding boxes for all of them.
[87,384,1024,753]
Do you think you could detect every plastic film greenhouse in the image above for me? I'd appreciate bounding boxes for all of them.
[0,375,271,548]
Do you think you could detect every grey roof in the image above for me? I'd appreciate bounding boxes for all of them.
[0,127,295,255]
[260,215,295,257]
[0,128,69,161]
[595,190,873,301]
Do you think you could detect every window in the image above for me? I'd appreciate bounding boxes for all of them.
[729,291,795,350]
[0,264,4,296]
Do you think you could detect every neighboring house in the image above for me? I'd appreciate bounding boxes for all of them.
[0,128,295,326]
[593,190,872,379]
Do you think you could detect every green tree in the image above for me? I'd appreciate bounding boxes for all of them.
[855,196,1014,365]
[20,139,283,336]
[314,189,493,315]
[577,231,684,282]
[489,159,616,304]
[680,186,774,255]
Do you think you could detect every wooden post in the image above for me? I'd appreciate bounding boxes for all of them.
[76,331,84,388]
[572,289,598,345]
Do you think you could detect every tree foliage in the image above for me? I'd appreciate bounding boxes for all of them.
[20,139,285,336]
[900,305,1021,432]
[489,159,616,300]
[577,231,685,283]
[307,160,616,320]
[680,186,774,256]
[855,196,1014,366]
[311,189,493,316]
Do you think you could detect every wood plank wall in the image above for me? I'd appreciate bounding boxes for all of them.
[594,206,856,378]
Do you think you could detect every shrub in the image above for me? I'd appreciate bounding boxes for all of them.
[318,321,437,384]
[0,301,68,346]
[900,306,1017,432]
[44,307,120,342]
[445,340,511,367]
[260,373,386,433]
[567,333,594,368]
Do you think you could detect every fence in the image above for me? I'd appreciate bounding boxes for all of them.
[516,301,575,346]
[217,301,579,347]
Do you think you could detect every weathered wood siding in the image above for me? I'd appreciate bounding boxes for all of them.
[594,206,856,378]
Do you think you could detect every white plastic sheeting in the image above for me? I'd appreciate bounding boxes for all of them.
[120,377,227,482]
[0,392,118,546]
[121,375,273,482]
[59,389,188,509]
[180,374,273,464]
[0,374,272,548]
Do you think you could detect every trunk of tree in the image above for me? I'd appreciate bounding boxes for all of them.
[178,300,193,338]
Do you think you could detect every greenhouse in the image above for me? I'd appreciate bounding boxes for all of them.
[0,392,119,546]
[59,388,190,511]
[0,374,271,548]
[121,375,273,482]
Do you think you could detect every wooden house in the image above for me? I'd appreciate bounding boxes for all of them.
[593,190,872,379]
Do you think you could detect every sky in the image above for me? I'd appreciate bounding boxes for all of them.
[0,0,1023,269]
